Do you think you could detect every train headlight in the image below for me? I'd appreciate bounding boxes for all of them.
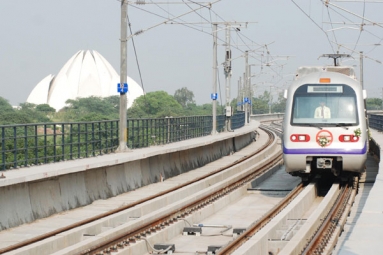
[290,134,310,142]
[298,135,306,141]
[339,135,359,142]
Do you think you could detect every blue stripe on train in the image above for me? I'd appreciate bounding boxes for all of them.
[283,141,367,155]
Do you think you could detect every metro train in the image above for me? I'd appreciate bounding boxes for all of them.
[282,64,368,180]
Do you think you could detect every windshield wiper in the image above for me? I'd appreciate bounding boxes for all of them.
[335,123,352,130]
[298,123,322,130]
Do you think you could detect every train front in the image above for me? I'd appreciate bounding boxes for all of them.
[282,70,368,179]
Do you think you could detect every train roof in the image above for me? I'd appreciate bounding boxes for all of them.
[295,66,357,81]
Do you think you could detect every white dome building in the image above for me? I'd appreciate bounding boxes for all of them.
[27,50,144,111]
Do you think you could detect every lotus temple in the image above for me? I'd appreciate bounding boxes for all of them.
[26,50,144,111]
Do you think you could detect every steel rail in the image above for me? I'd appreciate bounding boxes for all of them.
[84,129,280,255]
[216,183,304,255]
[0,127,273,254]
[302,182,353,255]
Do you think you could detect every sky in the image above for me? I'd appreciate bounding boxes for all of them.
[1,0,383,107]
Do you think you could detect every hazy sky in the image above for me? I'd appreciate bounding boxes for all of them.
[1,0,383,106]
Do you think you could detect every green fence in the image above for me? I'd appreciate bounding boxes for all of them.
[0,112,245,170]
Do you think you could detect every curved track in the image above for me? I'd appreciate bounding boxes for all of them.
[1,127,282,255]
[3,122,358,255]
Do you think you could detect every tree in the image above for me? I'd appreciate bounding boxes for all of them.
[17,102,51,123]
[128,91,183,118]
[19,102,36,110]
[0,98,36,124]
[366,98,382,110]
[58,96,119,121]
[272,91,286,113]
[36,104,56,113]
[0,97,14,112]
[0,111,33,124]
[252,91,270,114]
[103,96,120,111]
[174,87,195,108]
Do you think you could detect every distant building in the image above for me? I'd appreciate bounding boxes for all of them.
[26,50,144,111]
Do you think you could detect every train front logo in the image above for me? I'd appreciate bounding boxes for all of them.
[316,130,333,147]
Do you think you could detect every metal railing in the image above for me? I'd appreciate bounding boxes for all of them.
[368,114,382,160]
[0,113,245,170]
[368,114,383,131]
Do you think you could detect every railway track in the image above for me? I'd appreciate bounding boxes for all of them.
[221,178,357,255]
[2,122,358,255]
[78,128,281,255]
[302,177,357,255]
[2,126,282,255]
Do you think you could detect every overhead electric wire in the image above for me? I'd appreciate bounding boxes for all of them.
[323,2,383,55]
[323,0,367,53]
[325,2,357,25]
[323,1,383,61]
[126,0,221,40]
[128,1,258,58]
[125,0,289,106]
[326,5,339,47]
[182,0,212,23]
[129,3,213,34]
[331,40,383,64]
[130,0,271,70]
[325,1,383,28]
[364,30,383,54]
[331,0,383,2]
[294,0,382,67]
[291,0,336,53]
[205,1,265,65]
[352,0,366,52]
[127,14,145,92]
[208,5,223,108]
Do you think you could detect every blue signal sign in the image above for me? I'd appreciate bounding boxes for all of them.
[211,93,218,100]
[118,83,128,93]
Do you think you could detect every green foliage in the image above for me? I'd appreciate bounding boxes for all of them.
[19,102,36,111]
[128,91,183,118]
[0,99,52,124]
[77,112,112,121]
[251,91,270,114]
[182,103,225,116]
[58,96,119,121]
[0,111,33,125]
[249,90,286,114]
[272,92,286,113]
[366,98,382,110]
[127,89,230,118]
[18,102,52,123]
[65,96,118,116]
[174,87,195,108]
[252,98,269,114]
[36,104,56,113]
[0,97,14,112]
[103,96,120,110]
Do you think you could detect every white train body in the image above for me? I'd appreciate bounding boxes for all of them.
[282,66,368,177]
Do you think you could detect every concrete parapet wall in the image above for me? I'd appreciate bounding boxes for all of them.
[250,113,284,122]
[0,123,258,231]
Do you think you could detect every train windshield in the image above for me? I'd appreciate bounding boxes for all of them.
[291,84,358,126]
